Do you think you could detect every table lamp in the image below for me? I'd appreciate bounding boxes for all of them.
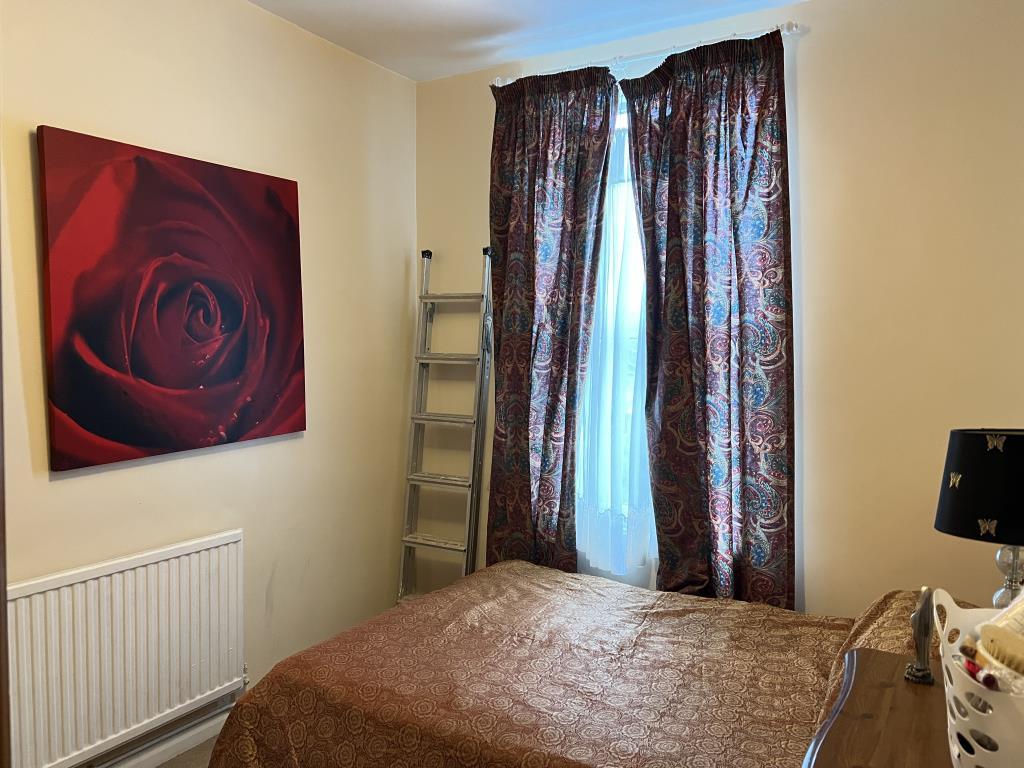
[935,429,1024,607]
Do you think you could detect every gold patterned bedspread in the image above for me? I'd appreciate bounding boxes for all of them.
[211,560,860,768]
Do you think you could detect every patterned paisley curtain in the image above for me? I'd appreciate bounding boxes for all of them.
[620,32,794,605]
[487,68,616,572]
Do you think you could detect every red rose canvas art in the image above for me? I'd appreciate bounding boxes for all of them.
[37,126,305,471]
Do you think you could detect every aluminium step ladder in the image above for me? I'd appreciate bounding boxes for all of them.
[398,247,493,600]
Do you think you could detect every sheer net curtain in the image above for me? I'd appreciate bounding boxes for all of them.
[575,93,658,589]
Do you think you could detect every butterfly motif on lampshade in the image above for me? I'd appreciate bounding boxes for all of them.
[987,434,1007,452]
[978,519,999,537]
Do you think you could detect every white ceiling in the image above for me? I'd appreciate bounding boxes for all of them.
[250,0,792,81]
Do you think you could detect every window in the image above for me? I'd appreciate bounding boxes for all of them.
[575,93,658,589]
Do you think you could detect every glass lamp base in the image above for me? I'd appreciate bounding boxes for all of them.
[993,544,1023,609]
[993,585,1019,609]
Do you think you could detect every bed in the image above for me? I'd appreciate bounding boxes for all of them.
[210,560,925,768]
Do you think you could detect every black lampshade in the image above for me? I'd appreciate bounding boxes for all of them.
[935,429,1024,545]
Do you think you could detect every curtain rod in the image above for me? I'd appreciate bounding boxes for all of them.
[490,20,801,88]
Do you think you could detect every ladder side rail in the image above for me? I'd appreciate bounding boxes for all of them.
[463,247,493,574]
[466,306,492,573]
[409,251,432,479]
[398,250,433,599]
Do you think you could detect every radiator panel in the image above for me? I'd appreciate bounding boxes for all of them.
[6,530,244,768]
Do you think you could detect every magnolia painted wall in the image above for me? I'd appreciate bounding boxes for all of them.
[2,0,1022,683]
[0,0,416,681]
[417,0,1024,616]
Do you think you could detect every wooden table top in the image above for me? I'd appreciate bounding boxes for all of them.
[803,648,950,768]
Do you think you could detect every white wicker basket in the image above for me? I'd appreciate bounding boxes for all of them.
[932,589,1024,767]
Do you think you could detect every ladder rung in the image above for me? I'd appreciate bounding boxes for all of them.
[402,533,467,552]
[408,472,471,488]
[412,412,475,426]
[416,353,479,365]
[420,293,483,304]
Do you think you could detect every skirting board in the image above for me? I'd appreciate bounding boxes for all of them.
[102,710,228,768]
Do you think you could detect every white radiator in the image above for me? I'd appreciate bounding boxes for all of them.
[6,530,244,768]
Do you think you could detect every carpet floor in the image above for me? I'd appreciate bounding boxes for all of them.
[158,737,217,768]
